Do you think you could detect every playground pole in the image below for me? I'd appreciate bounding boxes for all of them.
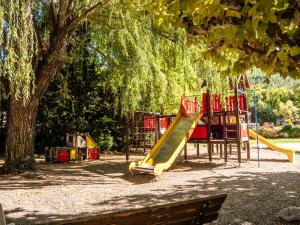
[238,89,260,167]
[253,91,260,168]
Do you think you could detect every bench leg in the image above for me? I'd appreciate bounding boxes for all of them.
[0,204,6,225]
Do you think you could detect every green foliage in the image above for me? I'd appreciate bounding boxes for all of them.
[248,69,300,123]
[291,126,300,138]
[281,124,293,136]
[275,100,299,120]
[258,123,300,138]
[281,124,300,138]
[142,0,300,78]
[35,3,229,152]
[258,127,286,139]
[89,4,226,115]
[96,132,114,152]
[0,0,36,100]
[2,157,38,174]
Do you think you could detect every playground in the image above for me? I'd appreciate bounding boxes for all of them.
[1,1,300,225]
[1,75,300,224]
[1,146,299,225]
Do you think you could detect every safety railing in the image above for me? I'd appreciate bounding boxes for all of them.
[180,96,201,116]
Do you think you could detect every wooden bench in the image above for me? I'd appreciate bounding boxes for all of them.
[55,194,227,225]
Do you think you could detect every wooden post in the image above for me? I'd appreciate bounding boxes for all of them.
[224,143,228,162]
[207,91,212,162]
[234,87,241,164]
[246,142,250,160]
[197,143,200,157]
[184,144,187,161]
[220,144,223,158]
[143,130,146,153]
[229,144,232,155]
[223,111,228,162]
[155,116,159,142]
[125,116,130,162]
[216,144,219,153]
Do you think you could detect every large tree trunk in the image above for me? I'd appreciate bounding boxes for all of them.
[3,55,65,173]
[1,0,110,174]
[3,96,40,173]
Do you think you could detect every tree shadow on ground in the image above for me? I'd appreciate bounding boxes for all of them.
[0,150,295,190]
[3,171,300,225]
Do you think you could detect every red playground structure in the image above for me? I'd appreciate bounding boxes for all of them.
[128,74,252,164]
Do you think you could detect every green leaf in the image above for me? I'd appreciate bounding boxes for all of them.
[227,10,241,18]
[268,13,277,23]
[277,50,289,62]
[248,4,257,17]
[266,43,275,56]
[290,46,300,56]
[252,18,260,32]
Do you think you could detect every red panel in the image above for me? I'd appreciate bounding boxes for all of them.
[239,94,245,110]
[226,96,236,111]
[240,123,249,140]
[88,148,99,160]
[144,116,156,131]
[212,95,221,112]
[180,96,200,116]
[191,126,208,139]
[57,150,70,163]
[160,118,169,129]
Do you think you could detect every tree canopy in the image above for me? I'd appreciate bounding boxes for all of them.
[144,0,300,78]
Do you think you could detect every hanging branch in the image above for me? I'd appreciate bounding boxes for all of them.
[66,0,112,33]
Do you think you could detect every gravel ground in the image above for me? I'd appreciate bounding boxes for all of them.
[0,145,300,225]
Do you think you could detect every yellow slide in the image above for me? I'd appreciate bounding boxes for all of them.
[129,112,203,176]
[249,129,295,163]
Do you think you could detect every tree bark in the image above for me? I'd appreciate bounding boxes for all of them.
[3,96,39,173]
[2,0,111,174]
[3,44,66,173]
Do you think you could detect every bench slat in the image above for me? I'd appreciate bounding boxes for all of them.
[54,194,227,225]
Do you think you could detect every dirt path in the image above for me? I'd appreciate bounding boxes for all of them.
[0,146,299,225]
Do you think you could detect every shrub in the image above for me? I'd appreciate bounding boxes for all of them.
[281,124,293,136]
[291,126,300,138]
[96,132,114,152]
[278,125,300,138]
[258,127,285,138]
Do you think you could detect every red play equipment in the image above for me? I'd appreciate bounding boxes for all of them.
[128,74,252,164]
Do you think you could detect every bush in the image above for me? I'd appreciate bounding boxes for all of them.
[281,124,293,136]
[279,125,300,138]
[95,132,114,152]
[258,127,287,138]
[291,126,300,138]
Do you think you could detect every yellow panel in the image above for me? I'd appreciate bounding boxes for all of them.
[86,133,97,148]
[70,148,78,160]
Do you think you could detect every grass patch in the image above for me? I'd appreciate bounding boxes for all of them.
[250,138,300,144]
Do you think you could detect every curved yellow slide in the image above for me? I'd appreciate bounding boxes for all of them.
[129,112,203,176]
[249,129,295,163]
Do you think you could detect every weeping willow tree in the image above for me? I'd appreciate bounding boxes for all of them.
[89,4,227,117]
[0,0,112,173]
